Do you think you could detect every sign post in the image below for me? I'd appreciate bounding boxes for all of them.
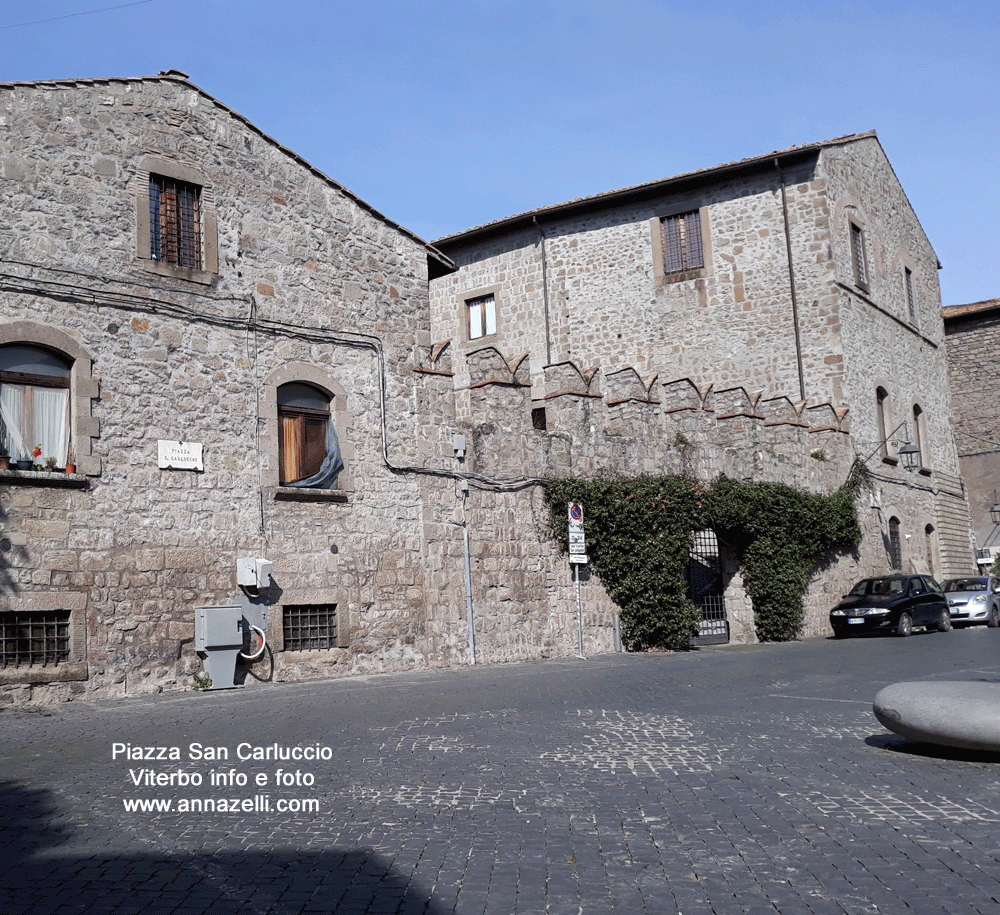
[568,502,587,659]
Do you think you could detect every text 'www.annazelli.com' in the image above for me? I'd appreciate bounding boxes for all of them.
[123,795,319,813]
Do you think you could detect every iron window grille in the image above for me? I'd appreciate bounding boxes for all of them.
[905,267,916,323]
[876,387,890,459]
[888,518,902,570]
[467,294,497,340]
[1,611,70,668]
[850,223,869,290]
[661,211,704,275]
[688,529,728,644]
[149,174,202,269]
[283,604,337,651]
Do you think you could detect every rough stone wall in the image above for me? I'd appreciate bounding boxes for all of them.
[431,158,846,408]
[0,76,474,704]
[429,134,975,623]
[943,301,1000,554]
[821,139,974,576]
[0,83,977,705]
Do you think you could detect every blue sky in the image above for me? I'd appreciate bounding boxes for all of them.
[2,0,996,305]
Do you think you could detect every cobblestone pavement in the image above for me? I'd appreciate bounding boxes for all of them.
[4,626,1000,914]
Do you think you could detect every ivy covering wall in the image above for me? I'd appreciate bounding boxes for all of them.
[545,470,865,649]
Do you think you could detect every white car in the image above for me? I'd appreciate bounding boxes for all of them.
[941,576,1000,627]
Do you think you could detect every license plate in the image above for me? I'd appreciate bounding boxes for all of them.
[848,618,864,624]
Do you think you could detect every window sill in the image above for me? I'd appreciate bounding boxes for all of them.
[274,486,348,503]
[141,259,216,286]
[0,661,88,685]
[656,266,708,286]
[0,469,90,489]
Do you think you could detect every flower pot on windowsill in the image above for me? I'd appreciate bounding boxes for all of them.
[65,463,76,474]
[15,459,32,471]
[0,456,8,471]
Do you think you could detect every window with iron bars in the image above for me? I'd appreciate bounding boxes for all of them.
[888,517,902,570]
[905,267,916,324]
[661,211,704,275]
[0,611,70,668]
[283,604,337,651]
[850,222,869,291]
[149,174,202,270]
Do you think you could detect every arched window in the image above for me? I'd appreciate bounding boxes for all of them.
[924,524,936,576]
[277,382,342,488]
[912,403,926,469]
[876,387,890,458]
[0,345,71,466]
[888,516,902,570]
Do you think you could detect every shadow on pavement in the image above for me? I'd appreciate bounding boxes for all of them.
[866,732,1000,763]
[1,780,446,915]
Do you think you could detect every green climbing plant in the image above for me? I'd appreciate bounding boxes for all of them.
[545,466,864,648]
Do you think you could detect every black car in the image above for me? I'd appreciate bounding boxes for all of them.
[829,574,951,638]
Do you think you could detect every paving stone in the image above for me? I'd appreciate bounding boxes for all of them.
[4,633,1000,914]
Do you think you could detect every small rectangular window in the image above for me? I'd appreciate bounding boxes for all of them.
[149,174,202,270]
[0,611,70,668]
[531,407,547,431]
[467,294,496,340]
[283,604,337,651]
[905,267,916,323]
[850,222,869,291]
[661,211,704,275]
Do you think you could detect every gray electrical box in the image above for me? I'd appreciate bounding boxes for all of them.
[195,604,243,653]
[194,602,266,690]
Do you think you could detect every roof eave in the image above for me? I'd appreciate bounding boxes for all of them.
[433,145,826,251]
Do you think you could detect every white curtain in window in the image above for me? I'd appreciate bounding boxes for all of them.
[0,383,27,460]
[468,298,483,338]
[34,387,69,465]
[484,295,496,336]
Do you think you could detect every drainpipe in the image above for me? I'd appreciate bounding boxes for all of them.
[533,216,553,366]
[462,484,476,665]
[454,435,476,664]
[776,158,806,403]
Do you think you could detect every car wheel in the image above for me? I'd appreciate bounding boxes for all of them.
[896,612,913,637]
[989,606,1000,629]
[937,608,952,632]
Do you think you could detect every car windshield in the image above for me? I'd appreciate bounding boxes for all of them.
[943,578,988,593]
[849,578,905,596]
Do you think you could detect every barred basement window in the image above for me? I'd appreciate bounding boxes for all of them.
[661,211,704,275]
[149,174,202,269]
[283,604,337,651]
[0,611,70,668]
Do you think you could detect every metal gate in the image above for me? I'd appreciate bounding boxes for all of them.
[688,528,729,645]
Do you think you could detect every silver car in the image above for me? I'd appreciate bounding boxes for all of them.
[942,576,1000,627]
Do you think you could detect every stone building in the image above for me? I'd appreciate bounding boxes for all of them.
[0,71,625,705]
[0,74,975,704]
[430,131,975,621]
[942,298,1000,564]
